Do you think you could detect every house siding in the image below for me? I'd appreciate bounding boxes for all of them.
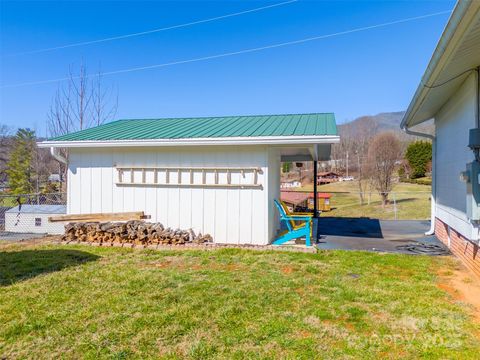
[434,73,478,241]
[67,145,276,245]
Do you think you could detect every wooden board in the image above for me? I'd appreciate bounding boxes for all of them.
[48,211,146,223]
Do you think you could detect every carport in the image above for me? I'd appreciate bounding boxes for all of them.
[316,217,449,255]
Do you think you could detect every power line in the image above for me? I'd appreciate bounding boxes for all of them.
[1,9,452,89]
[423,68,476,88]
[2,0,298,57]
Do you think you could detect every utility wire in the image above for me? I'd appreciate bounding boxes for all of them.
[2,0,298,57]
[1,9,452,89]
[422,68,476,88]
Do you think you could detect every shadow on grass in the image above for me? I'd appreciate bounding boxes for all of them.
[0,249,99,286]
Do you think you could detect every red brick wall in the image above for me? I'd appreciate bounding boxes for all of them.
[435,218,480,278]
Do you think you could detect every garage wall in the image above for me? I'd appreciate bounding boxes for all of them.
[435,73,477,240]
[267,147,281,242]
[67,145,273,245]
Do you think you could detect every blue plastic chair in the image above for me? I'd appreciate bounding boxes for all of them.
[273,199,313,247]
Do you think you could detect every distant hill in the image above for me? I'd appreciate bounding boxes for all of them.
[340,111,405,132]
[339,111,434,136]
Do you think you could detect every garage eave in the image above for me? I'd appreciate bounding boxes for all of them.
[38,135,340,148]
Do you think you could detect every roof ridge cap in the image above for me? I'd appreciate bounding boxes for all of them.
[117,112,335,121]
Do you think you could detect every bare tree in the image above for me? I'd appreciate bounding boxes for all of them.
[366,132,402,206]
[47,63,118,189]
[332,117,378,204]
[48,62,118,135]
[92,70,118,127]
[352,117,378,204]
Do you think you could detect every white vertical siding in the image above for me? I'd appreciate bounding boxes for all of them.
[435,73,478,240]
[79,151,92,214]
[144,157,157,223]
[67,145,273,244]
[266,147,281,242]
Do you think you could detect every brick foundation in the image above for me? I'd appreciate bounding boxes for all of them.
[435,218,480,278]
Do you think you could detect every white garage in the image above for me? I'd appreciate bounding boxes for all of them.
[39,113,339,245]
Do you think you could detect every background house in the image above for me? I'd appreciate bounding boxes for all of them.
[5,204,66,234]
[317,171,340,185]
[280,180,302,189]
[402,1,480,276]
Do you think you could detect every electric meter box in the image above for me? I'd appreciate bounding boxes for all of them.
[469,128,480,149]
[466,161,480,221]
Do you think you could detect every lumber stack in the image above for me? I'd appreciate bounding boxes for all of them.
[62,220,213,245]
[49,211,149,223]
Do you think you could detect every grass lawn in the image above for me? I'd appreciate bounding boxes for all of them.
[300,181,431,220]
[1,242,479,359]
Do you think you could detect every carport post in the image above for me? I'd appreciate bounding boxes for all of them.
[313,160,318,218]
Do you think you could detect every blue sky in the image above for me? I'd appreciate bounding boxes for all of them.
[0,0,455,137]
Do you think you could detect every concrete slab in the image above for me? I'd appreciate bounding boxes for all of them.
[316,218,449,255]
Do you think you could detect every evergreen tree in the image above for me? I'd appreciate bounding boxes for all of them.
[282,162,292,173]
[405,141,432,179]
[6,128,37,194]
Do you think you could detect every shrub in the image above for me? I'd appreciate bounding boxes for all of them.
[401,177,432,186]
[405,141,432,179]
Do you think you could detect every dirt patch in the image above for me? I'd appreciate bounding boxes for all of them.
[218,263,241,271]
[297,330,312,339]
[145,259,243,272]
[281,266,294,274]
[437,264,480,323]
[153,261,172,269]
[0,235,59,249]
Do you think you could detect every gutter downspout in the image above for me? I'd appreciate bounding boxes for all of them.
[473,67,480,241]
[50,147,67,165]
[401,126,436,235]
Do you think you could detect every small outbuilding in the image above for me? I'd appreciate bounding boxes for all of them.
[39,113,339,245]
[307,193,332,212]
[280,191,309,211]
[5,204,66,234]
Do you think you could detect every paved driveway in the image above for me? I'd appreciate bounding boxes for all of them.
[316,218,448,254]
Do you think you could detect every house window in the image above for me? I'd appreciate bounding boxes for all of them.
[35,218,42,227]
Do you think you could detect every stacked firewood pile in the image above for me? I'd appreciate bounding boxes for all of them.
[62,220,213,245]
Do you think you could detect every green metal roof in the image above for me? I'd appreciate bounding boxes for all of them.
[48,113,337,141]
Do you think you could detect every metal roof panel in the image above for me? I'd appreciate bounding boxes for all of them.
[48,113,337,141]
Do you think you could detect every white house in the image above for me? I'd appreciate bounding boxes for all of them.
[280,180,302,189]
[401,1,480,276]
[5,204,66,234]
[39,113,339,245]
